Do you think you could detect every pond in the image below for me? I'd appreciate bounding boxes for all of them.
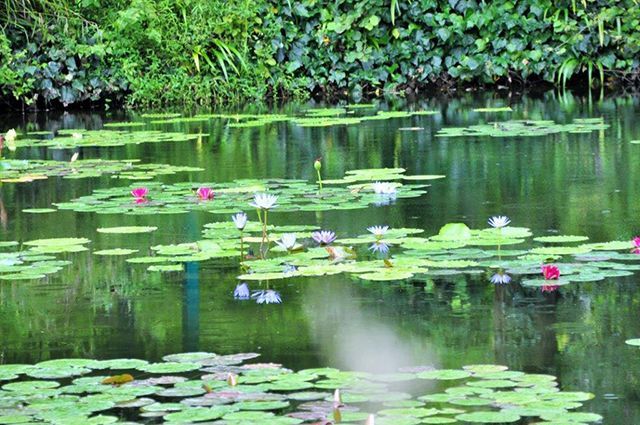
[0,92,639,424]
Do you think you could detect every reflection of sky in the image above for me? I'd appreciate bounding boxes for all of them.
[302,275,437,374]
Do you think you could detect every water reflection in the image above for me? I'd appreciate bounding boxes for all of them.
[302,276,437,374]
[2,92,640,423]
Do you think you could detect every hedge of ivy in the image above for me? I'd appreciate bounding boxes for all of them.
[1,0,639,108]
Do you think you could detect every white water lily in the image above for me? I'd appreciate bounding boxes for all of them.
[372,181,397,195]
[368,241,390,255]
[231,212,248,231]
[275,233,297,250]
[233,283,250,299]
[490,272,511,285]
[250,193,278,210]
[488,215,511,229]
[5,129,17,142]
[367,225,389,238]
[252,289,282,304]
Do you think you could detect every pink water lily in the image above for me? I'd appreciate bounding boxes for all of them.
[632,236,640,254]
[196,187,214,200]
[131,187,149,199]
[541,264,560,280]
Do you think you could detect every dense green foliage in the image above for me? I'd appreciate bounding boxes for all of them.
[1,0,640,108]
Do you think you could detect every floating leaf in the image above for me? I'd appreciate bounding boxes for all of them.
[534,235,590,243]
[417,369,472,380]
[93,249,138,256]
[97,226,158,234]
[455,411,521,423]
[101,374,134,385]
[138,362,201,374]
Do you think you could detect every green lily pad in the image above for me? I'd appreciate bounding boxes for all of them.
[539,412,603,422]
[534,235,590,243]
[93,249,139,256]
[24,238,91,247]
[235,400,290,410]
[138,362,201,374]
[147,264,183,272]
[22,208,57,214]
[164,405,236,422]
[462,364,509,374]
[455,411,521,423]
[97,226,158,234]
[417,369,472,380]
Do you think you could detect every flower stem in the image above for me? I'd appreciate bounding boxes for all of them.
[239,231,244,263]
[259,209,269,259]
[316,169,323,193]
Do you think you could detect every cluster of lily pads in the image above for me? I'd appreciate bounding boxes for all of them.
[0,238,87,281]
[0,350,602,424]
[72,190,640,297]
[436,118,608,138]
[52,168,441,216]
[139,106,439,129]
[225,215,640,286]
[2,129,204,150]
[0,159,202,183]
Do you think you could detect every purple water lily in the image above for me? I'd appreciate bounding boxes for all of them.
[312,230,336,245]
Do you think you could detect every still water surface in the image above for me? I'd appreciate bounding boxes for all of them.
[1,93,640,423]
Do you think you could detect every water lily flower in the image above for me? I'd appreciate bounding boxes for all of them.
[542,264,560,280]
[231,212,248,231]
[365,414,375,425]
[367,225,389,238]
[333,389,343,407]
[71,132,83,139]
[325,246,355,261]
[369,241,390,255]
[490,272,512,285]
[5,129,16,142]
[312,230,337,245]
[252,289,282,304]
[283,264,298,274]
[275,233,297,251]
[131,187,149,200]
[227,373,238,386]
[488,215,511,229]
[372,181,397,195]
[196,187,214,200]
[541,284,559,293]
[632,236,640,254]
[234,283,250,300]
[250,193,278,210]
